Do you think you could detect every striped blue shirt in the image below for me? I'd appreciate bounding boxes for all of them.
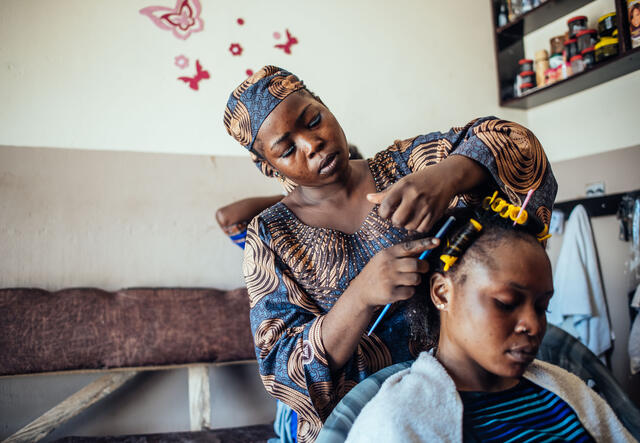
[460,379,594,443]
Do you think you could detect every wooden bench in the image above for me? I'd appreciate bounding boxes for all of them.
[0,287,276,442]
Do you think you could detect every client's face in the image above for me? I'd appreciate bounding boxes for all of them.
[444,237,553,389]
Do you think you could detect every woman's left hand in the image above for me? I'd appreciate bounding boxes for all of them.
[367,156,487,233]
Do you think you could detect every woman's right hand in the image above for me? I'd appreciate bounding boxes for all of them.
[322,236,440,370]
[351,236,440,308]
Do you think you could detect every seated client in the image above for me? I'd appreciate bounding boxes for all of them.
[346,194,636,443]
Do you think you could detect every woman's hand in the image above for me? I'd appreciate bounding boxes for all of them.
[349,237,439,308]
[367,156,487,233]
[322,236,439,370]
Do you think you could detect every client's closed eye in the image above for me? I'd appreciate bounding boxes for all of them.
[494,299,516,311]
[308,113,321,128]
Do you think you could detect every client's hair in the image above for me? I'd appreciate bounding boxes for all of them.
[406,193,550,350]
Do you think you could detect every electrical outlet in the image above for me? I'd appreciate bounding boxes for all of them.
[585,181,605,197]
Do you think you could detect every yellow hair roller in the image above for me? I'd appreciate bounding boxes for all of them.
[440,255,458,272]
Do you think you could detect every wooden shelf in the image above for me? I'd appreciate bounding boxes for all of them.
[492,0,640,109]
[501,47,640,108]
[496,0,597,51]
[497,0,596,36]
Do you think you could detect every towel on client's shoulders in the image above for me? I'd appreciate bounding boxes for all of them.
[548,204,613,357]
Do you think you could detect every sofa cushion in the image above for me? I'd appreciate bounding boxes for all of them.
[0,287,255,376]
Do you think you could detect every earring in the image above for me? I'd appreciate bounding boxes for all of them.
[274,171,280,177]
[436,303,445,310]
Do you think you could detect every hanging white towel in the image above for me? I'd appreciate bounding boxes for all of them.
[548,204,613,357]
[629,285,640,374]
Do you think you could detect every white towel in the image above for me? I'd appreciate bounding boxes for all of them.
[548,204,613,357]
[629,285,640,374]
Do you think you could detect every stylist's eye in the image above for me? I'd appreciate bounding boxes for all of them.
[281,144,295,158]
[308,113,321,128]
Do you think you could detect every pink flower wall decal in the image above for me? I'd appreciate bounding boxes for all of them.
[229,43,243,56]
[175,54,189,69]
[140,0,204,40]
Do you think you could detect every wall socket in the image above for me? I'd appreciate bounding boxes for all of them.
[585,181,605,197]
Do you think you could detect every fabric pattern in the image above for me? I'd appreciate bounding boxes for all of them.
[222,221,249,249]
[461,379,595,442]
[243,117,557,442]
[224,65,305,154]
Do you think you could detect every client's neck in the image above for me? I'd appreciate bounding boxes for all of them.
[436,335,520,392]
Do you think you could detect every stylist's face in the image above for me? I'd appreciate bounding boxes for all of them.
[254,91,349,187]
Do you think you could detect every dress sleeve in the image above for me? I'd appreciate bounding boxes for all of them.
[243,216,334,442]
[221,220,249,249]
[385,117,558,227]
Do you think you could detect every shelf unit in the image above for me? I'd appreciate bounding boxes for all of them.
[491,0,640,109]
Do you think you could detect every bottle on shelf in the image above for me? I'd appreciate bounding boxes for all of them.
[498,0,508,27]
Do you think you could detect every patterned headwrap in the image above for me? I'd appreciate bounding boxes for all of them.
[223,65,306,192]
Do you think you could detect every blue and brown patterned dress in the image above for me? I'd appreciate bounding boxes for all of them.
[242,117,557,442]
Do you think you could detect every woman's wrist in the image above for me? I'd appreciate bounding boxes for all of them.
[440,155,487,195]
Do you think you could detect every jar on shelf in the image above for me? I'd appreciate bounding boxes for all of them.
[576,29,598,52]
[595,36,619,62]
[570,55,585,74]
[520,82,535,93]
[550,35,566,55]
[630,0,640,48]
[598,12,617,37]
[518,58,534,72]
[564,38,578,59]
[567,15,588,38]
[581,47,596,69]
[534,49,549,86]
[519,70,536,84]
[498,0,509,27]
[549,52,563,69]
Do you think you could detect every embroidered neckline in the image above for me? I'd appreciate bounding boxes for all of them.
[269,157,390,238]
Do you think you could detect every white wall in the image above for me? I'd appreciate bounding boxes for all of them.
[0,0,525,157]
[523,0,640,161]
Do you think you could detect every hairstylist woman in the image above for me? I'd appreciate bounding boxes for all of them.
[223,66,557,442]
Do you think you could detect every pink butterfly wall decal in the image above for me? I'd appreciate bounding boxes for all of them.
[274,29,298,54]
[140,0,204,40]
[178,60,210,90]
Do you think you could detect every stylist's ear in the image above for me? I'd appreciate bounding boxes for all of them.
[430,273,452,311]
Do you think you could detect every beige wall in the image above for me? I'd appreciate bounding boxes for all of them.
[0,146,280,290]
[0,0,525,157]
[547,145,640,404]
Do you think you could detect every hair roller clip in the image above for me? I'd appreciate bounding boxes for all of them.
[440,254,458,272]
[536,224,551,242]
[494,199,510,215]
[538,233,552,242]
[482,191,499,210]
[512,208,528,225]
[469,218,483,231]
[439,218,483,271]
[499,203,515,219]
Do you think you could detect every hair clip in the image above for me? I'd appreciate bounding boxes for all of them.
[439,218,483,272]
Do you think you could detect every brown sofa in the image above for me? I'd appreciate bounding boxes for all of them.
[0,287,276,442]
